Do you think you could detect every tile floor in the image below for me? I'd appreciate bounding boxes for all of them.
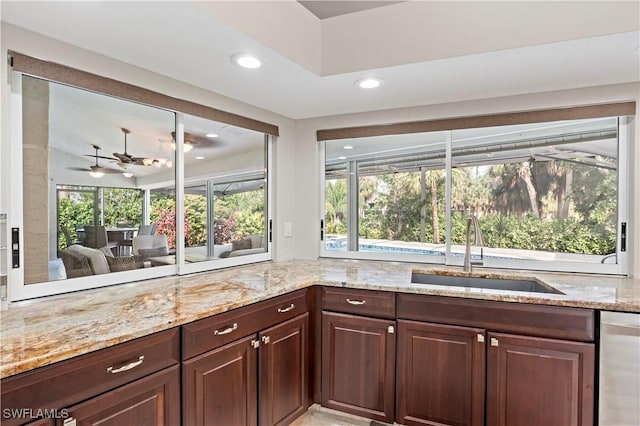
[291,405,393,426]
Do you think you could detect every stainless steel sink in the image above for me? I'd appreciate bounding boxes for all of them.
[411,272,563,294]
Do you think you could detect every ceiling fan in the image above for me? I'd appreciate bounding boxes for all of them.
[112,128,148,167]
[170,131,220,152]
[68,145,121,177]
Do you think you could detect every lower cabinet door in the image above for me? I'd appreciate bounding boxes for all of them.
[259,313,309,426]
[486,332,595,426]
[182,335,258,426]
[321,311,396,423]
[396,320,485,426]
[64,364,180,426]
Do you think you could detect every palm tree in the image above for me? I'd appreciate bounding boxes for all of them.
[424,169,444,243]
[325,179,347,234]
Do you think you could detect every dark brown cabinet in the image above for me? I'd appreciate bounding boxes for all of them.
[63,365,180,426]
[395,293,595,426]
[396,320,485,426]
[182,335,259,426]
[259,315,310,426]
[1,328,180,426]
[321,311,395,423]
[182,312,309,426]
[486,332,594,426]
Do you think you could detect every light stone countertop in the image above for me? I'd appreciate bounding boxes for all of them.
[1,258,639,379]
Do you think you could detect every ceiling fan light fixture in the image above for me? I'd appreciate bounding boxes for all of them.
[206,133,219,138]
[170,141,193,152]
[142,158,154,166]
[122,172,134,178]
[89,170,104,178]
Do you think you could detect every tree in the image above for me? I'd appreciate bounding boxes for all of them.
[325,179,347,234]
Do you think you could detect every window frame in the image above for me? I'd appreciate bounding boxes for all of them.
[319,115,631,276]
[3,65,275,302]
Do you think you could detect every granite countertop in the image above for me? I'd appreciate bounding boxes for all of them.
[2,258,639,379]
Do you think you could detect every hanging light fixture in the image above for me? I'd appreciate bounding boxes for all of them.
[170,141,193,152]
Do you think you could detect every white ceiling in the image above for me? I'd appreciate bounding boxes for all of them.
[1,1,639,120]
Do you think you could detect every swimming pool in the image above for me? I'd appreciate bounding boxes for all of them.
[325,239,496,260]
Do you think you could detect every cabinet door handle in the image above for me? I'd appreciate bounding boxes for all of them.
[262,335,270,344]
[346,298,366,305]
[477,334,485,343]
[277,303,295,313]
[491,337,499,347]
[107,355,144,374]
[214,323,238,336]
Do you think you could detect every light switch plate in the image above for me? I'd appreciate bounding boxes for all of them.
[284,222,292,238]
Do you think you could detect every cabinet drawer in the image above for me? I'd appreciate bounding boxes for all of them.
[182,289,308,360]
[397,293,595,342]
[1,328,179,426]
[322,287,395,319]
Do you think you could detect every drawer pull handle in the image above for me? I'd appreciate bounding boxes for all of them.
[214,323,238,336]
[346,298,366,305]
[277,304,295,313]
[107,355,144,374]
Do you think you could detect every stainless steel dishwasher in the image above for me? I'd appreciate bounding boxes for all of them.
[599,311,640,426]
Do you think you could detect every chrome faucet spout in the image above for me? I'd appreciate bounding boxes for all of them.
[463,215,484,273]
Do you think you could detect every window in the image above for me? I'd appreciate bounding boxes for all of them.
[178,113,270,275]
[321,116,630,275]
[323,132,448,263]
[4,68,273,301]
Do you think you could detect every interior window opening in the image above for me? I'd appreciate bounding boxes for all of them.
[321,116,627,274]
[7,70,274,300]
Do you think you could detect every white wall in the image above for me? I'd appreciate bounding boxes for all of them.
[294,83,640,276]
[0,23,297,261]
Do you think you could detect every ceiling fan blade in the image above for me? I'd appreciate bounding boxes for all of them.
[84,154,119,161]
[113,152,134,162]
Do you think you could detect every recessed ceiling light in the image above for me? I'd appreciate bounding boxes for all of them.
[343,145,354,150]
[206,133,219,138]
[195,156,205,160]
[355,78,382,89]
[123,172,134,178]
[231,53,262,69]
[338,156,347,160]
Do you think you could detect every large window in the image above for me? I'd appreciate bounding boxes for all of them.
[322,116,630,274]
[4,70,273,301]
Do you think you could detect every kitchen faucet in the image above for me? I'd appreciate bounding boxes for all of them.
[463,215,484,273]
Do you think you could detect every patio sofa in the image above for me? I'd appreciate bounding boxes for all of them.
[58,244,143,278]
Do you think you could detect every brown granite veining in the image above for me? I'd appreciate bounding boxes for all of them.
[1,259,639,379]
